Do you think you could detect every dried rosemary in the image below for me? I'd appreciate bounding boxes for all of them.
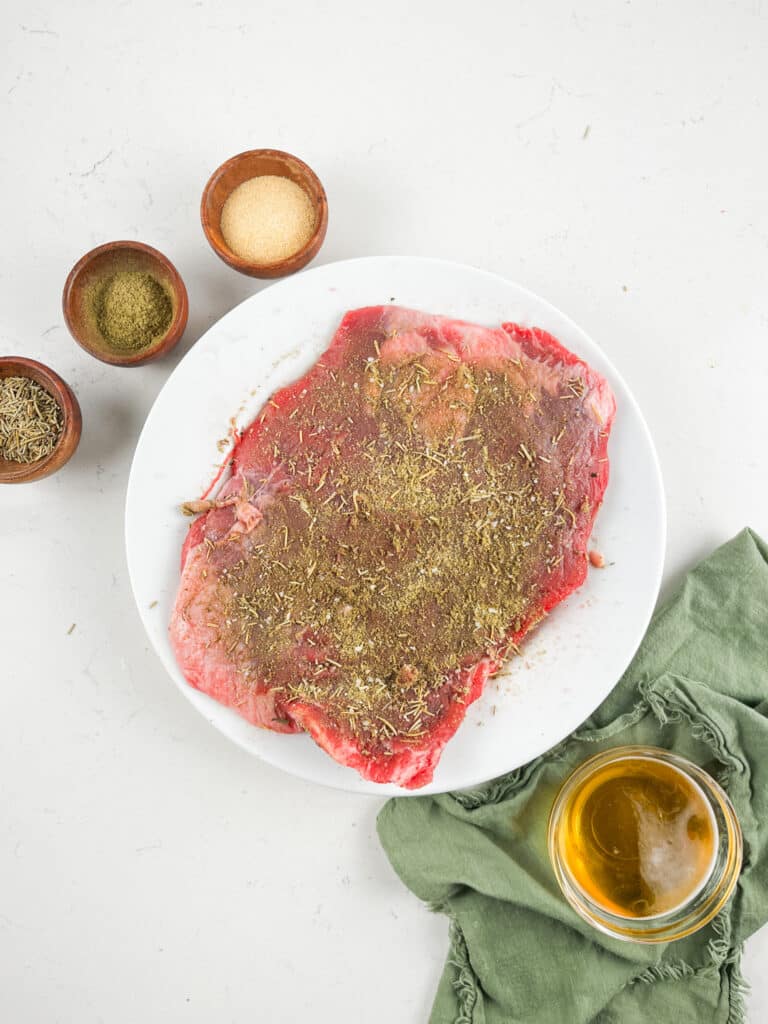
[0,376,63,463]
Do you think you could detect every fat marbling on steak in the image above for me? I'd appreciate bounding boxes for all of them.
[170,306,616,788]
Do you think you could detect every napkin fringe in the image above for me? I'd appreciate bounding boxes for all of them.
[633,959,747,1024]
[631,913,749,1005]
[634,960,697,983]
[441,919,750,1024]
[725,956,749,1024]
[452,673,742,813]
[446,919,478,1024]
[638,678,745,780]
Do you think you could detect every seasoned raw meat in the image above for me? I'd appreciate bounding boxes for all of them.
[170,306,615,788]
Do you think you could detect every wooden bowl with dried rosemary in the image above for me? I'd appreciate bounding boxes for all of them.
[62,241,188,367]
[0,357,82,483]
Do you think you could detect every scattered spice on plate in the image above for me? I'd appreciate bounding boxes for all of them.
[220,175,315,263]
[0,375,63,463]
[94,271,173,351]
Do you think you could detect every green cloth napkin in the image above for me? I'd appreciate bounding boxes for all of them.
[378,528,768,1024]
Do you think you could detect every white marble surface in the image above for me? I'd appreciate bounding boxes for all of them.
[1,0,766,1020]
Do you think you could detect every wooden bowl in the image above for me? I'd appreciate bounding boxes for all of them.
[0,357,82,483]
[201,149,328,278]
[62,241,189,367]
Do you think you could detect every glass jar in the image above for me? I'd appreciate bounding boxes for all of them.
[547,746,742,942]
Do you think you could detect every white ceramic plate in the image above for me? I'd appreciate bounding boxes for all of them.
[126,257,665,796]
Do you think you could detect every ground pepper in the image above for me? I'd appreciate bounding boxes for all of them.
[94,271,173,351]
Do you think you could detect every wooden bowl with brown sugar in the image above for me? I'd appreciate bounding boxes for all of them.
[201,149,328,278]
[62,241,189,367]
[0,356,82,483]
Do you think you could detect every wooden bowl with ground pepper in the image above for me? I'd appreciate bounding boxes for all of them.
[0,356,82,483]
[201,149,328,278]
[62,241,188,367]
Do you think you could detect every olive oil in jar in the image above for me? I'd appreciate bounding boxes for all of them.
[557,756,718,918]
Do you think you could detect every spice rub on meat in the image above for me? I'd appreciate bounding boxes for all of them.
[170,306,616,788]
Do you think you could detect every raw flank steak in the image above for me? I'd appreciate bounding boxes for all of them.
[170,306,616,788]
